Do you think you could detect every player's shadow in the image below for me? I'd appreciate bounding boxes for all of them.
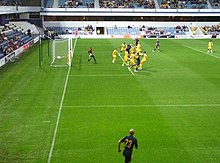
[139,66,157,75]
[151,50,163,53]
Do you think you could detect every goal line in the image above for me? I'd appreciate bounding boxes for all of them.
[47,37,78,163]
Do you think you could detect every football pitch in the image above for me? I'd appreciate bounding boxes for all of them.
[0,38,220,162]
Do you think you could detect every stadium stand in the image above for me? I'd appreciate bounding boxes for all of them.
[140,0,156,8]
[18,0,217,8]
[0,0,216,8]
[139,25,188,37]
[209,0,220,8]
[200,24,220,36]
[0,24,33,59]
[99,0,155,8]
[159,0,208,9]
[58,0,94,8]
[0,0,20,6]
[99,0,135,8]
[0,0,41,6]
[107,27,140,35]
[45,23,195,37]
[47,24,95,35]
[44,0,54,8]
[9,21,40,35]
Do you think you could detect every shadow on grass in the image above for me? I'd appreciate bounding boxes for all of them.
[138,66,158,75]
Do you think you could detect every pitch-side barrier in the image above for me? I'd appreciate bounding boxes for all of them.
[0,37,39,68]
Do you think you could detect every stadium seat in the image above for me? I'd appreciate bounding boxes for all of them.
[44,0,54,8]
[107,27,140,35]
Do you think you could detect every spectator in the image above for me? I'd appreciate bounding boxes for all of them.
[27,29,31,37]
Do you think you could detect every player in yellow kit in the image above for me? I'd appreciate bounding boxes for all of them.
[129,52,138,72]
[112,48,119,63]
[129,44,135,55]
[121,42,126,53]
[136,42,142,54]
[122,50,130,66]
[208,40,213,54]
[139,51,148,70]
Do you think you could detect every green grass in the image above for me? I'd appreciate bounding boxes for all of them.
[0,38,220,162]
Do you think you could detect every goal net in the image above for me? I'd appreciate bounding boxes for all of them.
[51,38,73,67]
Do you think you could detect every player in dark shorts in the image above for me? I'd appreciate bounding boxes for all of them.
[135,53,141,72]
[135,38,139,47]
[118,129,138,163]
[152,39,160,52]
[126,44,131,55]
[88,46,96,63]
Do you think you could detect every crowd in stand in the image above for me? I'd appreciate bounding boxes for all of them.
[99,0,155,8]
[48,24,95,35]
[98,0,208,9]
[137,0,155,8]
[2,0,218,9]
[191,0,207,8]
[0,0,40,6]
[0,0,22,6]
[175,25,189,32]
[59,0,94,8]
[77,25,94,35]
[200,24,220,35]
[0,25,31,58]
[3,0,220,9]
[99,0,135,8]
[160,0,207,9]
[139,26,166,36]
[139,25,189,36]
[160,0,185,9]
[210,0,220,8]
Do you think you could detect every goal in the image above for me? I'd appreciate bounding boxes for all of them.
[51,38,73,67]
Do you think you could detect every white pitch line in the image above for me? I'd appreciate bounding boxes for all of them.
[47,38,77,163]
[118,53,135,76]
[63,104,220,108]
[48,67,70,163]
[183,44,220,60]
[69,74,132,77]
[43,121,51,123]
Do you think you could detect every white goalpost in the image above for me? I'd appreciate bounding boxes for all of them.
[51,38,73,67]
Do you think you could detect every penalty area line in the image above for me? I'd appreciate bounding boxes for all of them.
[69,74,132,77]
[63,103,220,108]
[183,44,220,60]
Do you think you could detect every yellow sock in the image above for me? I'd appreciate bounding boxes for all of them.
[139,64,142,69]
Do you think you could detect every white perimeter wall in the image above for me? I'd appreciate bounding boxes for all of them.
[43,21,220,28]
